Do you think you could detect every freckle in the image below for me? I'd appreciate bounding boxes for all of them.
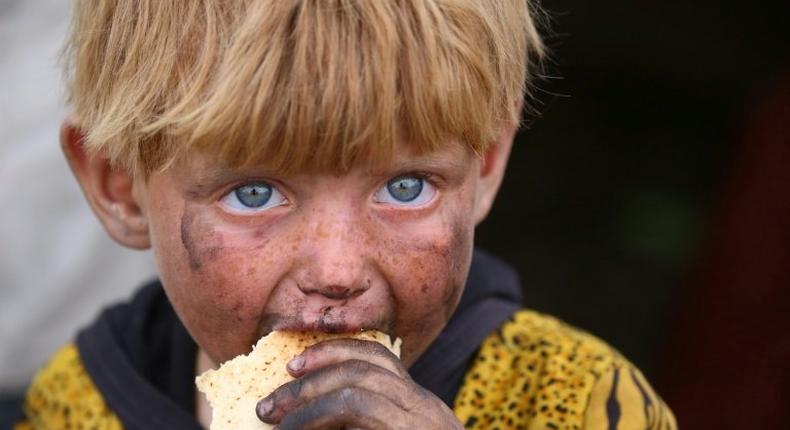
[252,227,268,239]
[205,246,224,261]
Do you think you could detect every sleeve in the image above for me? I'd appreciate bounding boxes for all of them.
[17,344,123,430]
[583,365,677,430]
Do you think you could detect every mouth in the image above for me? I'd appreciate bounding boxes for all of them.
[258,307,394,337]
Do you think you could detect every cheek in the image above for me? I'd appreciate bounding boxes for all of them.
[151,203,287,360]
[426,227,471,310]
[383,213,474,327]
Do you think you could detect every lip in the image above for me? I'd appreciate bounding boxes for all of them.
[273,321,380,334]
[259,309,394,336]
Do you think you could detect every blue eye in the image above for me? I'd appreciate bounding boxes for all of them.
[387,176,423,202]
[235,184,271,207]
[374,174,436,207]
[220,181,286,213]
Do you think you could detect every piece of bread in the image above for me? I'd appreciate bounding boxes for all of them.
[195,330,402,430]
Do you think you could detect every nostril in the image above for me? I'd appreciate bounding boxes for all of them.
[322,286,353,300]
[301,285,367,300]
[297,280,371,300]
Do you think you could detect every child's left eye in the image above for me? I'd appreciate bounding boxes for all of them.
[220,181,287,213]
[373,174,436,207]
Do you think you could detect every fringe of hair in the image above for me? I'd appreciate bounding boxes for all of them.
[64,0,544,177]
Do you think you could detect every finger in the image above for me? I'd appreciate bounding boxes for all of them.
[277,387,409,430]
[287,338,407,379]
[257,359,425,423]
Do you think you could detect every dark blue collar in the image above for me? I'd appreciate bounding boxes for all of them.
[409,249,523,405]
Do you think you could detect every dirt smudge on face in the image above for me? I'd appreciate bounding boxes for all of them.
[440,219,473,321]
[180,209,201,270]
[317,306,349,333]
[440,280,464,321]
[179,204,225,271]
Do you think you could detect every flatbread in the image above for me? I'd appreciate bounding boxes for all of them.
[195,331,401,430]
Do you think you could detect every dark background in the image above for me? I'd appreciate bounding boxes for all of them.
[476,1,790,427]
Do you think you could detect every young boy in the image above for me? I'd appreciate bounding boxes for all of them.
[17,1,676,429]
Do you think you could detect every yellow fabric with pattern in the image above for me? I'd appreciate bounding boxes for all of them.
[454,310,677,429]
[14,344,122,430]
[16,311,676,429]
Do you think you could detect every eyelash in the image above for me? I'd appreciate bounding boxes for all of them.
[218,179,290,214]
[373,171,442,207]
[386,171,442,188]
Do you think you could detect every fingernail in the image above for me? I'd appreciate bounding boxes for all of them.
[287,355,305,372]
[256,398,273,419]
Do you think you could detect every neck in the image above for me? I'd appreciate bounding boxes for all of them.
[195,348,215,427]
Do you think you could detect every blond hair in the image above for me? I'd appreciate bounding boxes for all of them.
[65,0,544,176]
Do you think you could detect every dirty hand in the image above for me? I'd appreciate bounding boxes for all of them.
[256,338,464,430]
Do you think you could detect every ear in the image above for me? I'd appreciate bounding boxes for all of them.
[472,122,518,225]
[60,118,151,249]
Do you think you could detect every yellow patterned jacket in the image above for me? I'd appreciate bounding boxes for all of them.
[15,252,675,429]
[16,310,675,430]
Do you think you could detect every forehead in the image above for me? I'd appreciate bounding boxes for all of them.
[173,138,477,181]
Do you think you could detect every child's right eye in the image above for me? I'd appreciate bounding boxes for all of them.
[220,181,287,213]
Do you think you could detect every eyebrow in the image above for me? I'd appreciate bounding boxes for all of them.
[190,166,265,185]
[181,166,277,199]
[366,147,474,176]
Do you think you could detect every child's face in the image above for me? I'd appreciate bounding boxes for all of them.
[64,120,515,367]
[142,141,479,367]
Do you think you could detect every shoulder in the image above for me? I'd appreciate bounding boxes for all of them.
[453,310,676,429]
[16,344,122,430]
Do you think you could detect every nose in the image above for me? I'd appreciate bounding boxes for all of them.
[295,211,372,301]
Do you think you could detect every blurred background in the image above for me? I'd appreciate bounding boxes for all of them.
[1,0,789,428]
[0,0,157,426]
[476,1,790,428]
